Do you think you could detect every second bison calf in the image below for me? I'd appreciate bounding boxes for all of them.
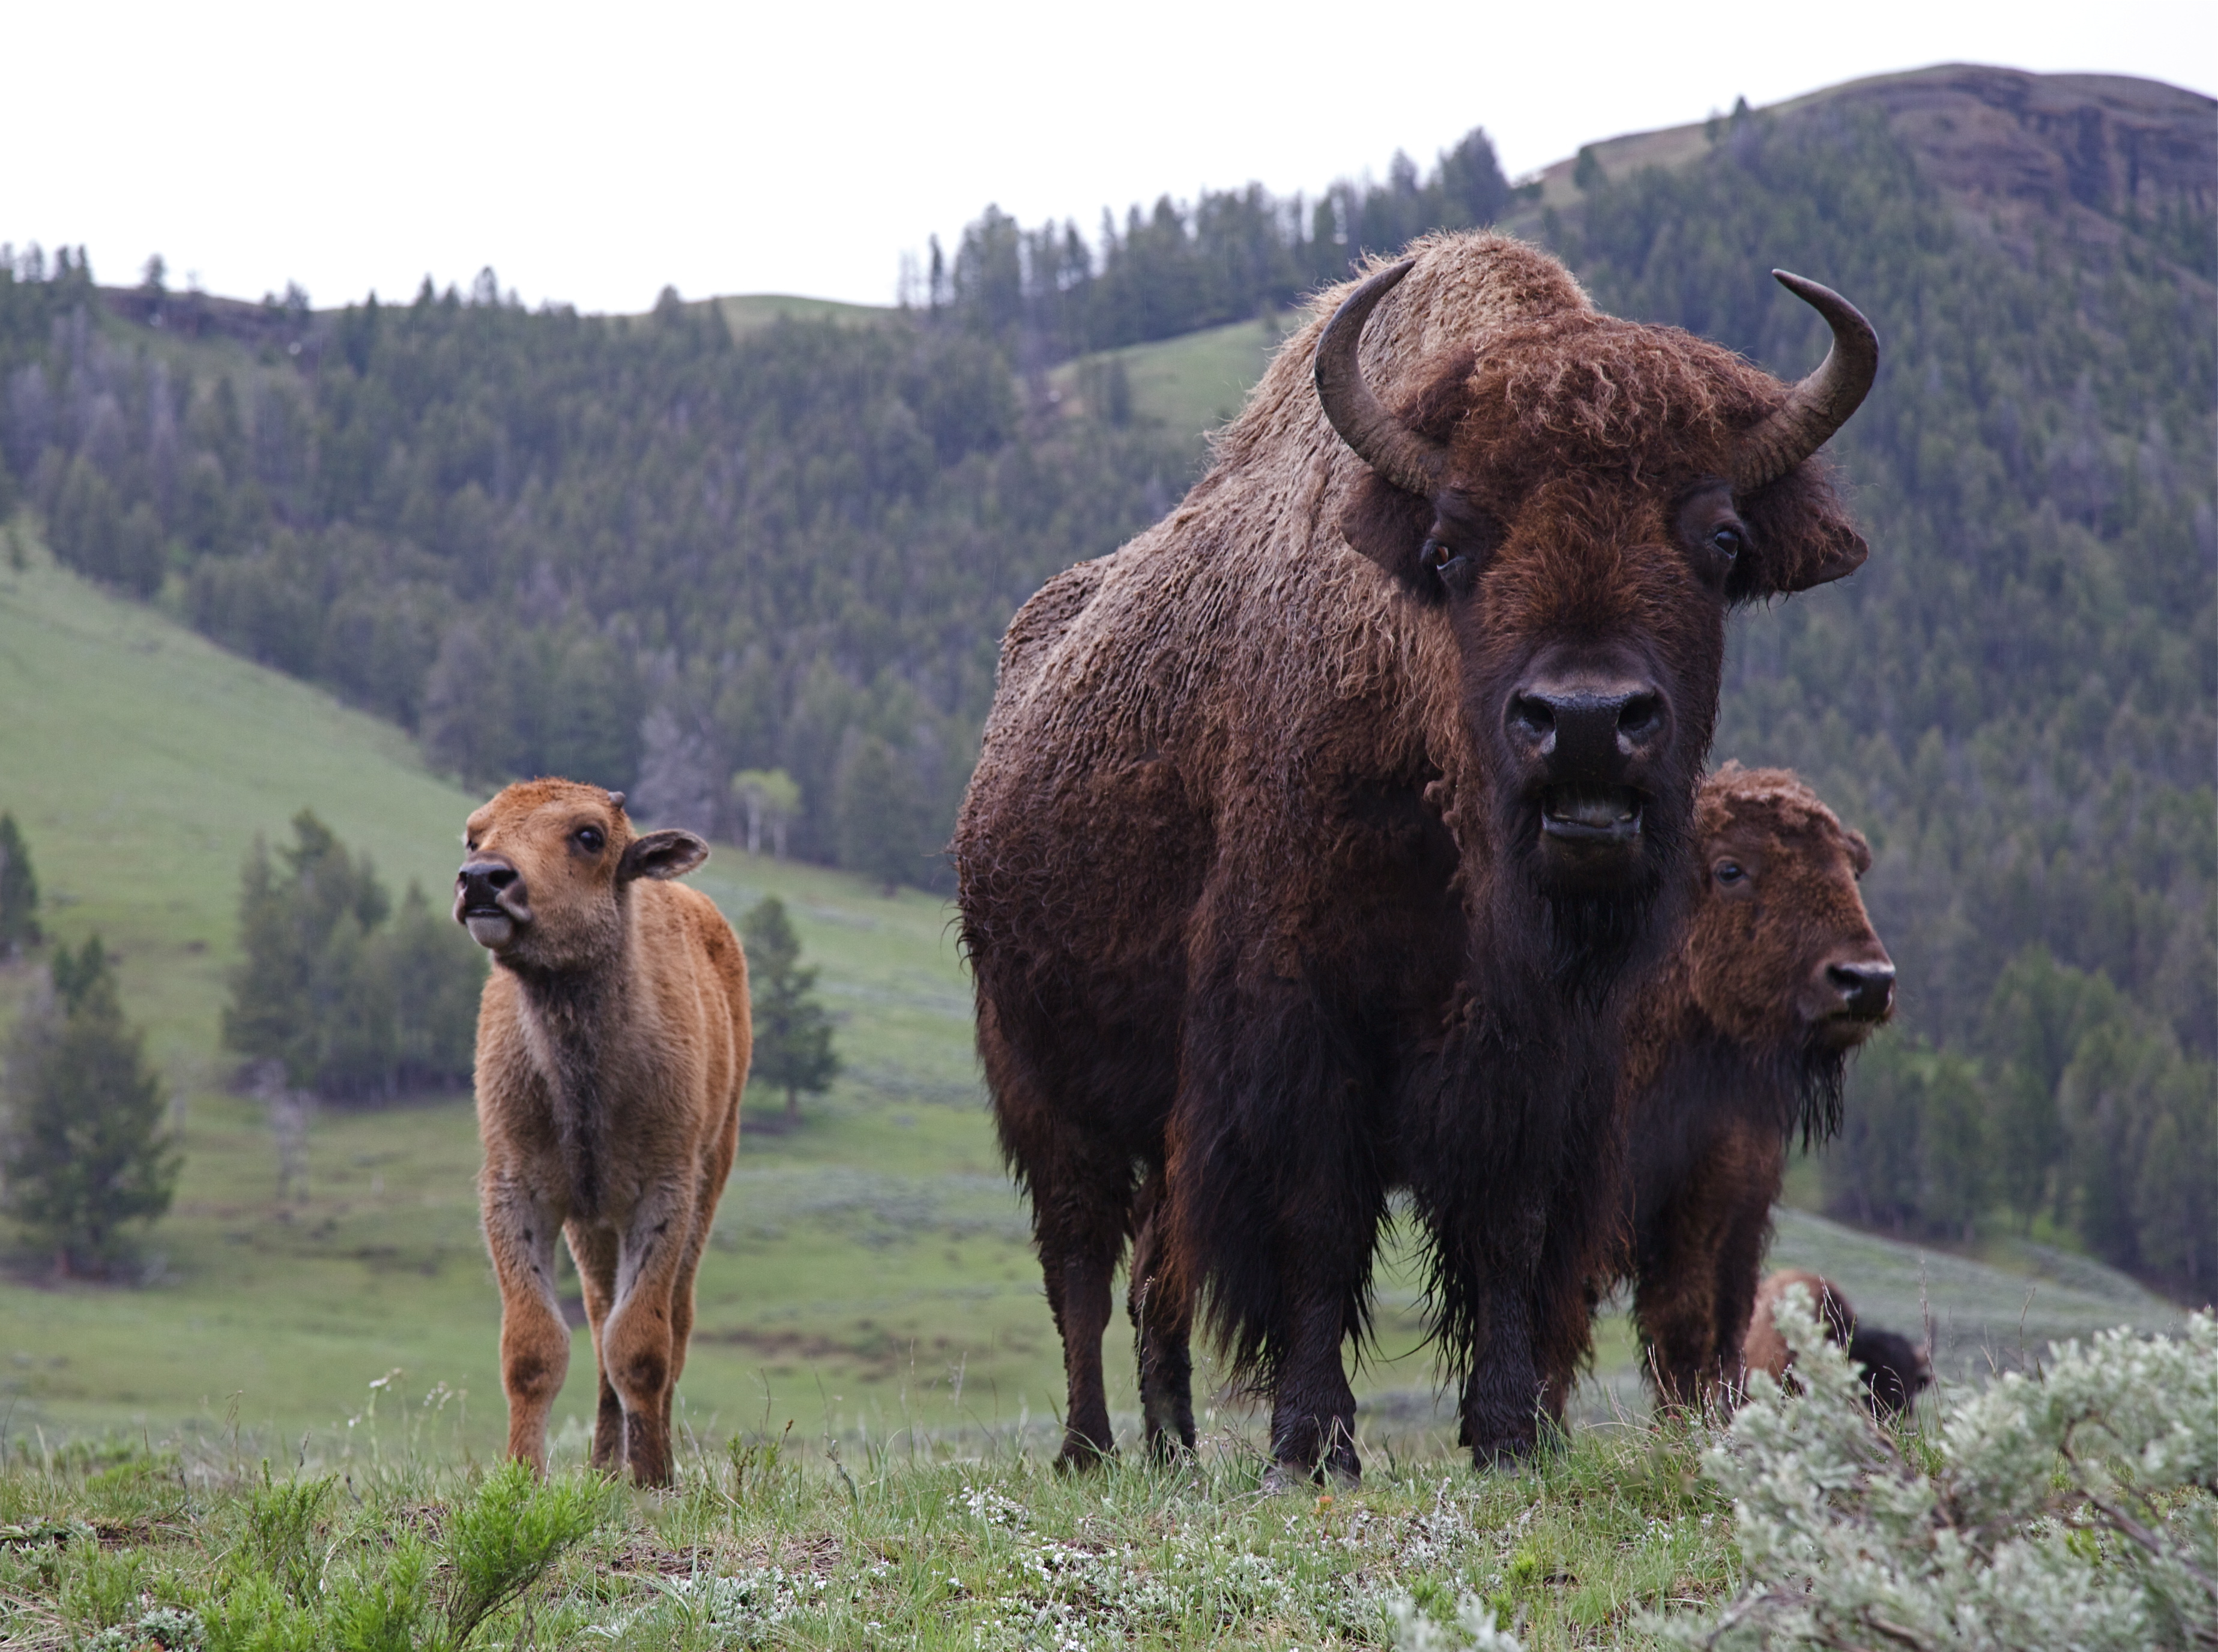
[1611,764,1895,1411]
[456,779,749,1487]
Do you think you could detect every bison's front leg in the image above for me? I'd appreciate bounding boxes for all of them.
[1168,987,1382,1491]
[604,1183,696,1488]
[482,1169,571,1473]
[1455,1280,1544,1465]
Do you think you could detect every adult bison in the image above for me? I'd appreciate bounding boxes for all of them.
[1604,764,1894,1412]
[953,231,1878,1480]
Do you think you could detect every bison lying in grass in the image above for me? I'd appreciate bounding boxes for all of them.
[1744,1268,1932,1419]
[455,779,749,1487]
[956,230,1879,1480]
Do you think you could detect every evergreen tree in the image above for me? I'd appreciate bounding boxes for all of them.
[0,811,40,955]
[835,736,922,894]
[0,935,180,1274]
[376,882,484,1090]
[740,897,838,1127]
[225,813,478,1098]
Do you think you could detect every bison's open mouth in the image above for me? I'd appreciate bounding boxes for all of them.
[1540,785,1642,845]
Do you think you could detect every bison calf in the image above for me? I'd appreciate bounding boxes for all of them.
[1744,1268,1931,1419]
[456,779,749,1487]
[1609,764,1893,1412]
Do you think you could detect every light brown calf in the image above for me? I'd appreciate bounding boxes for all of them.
[454,778,749,1486]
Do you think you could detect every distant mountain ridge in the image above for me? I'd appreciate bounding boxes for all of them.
[1515,65,2214,283]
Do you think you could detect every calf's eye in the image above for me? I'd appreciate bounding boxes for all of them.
[576,827,605,853]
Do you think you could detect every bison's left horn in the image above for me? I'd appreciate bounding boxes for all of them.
[1730,271,1879,495]
[1314,259,1449,498]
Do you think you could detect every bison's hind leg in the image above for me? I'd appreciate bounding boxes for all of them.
[1036,1167,1134,1470]
[1127,1171,1196,1461]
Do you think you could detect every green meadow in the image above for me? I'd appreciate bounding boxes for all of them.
[0,535,2184,1476]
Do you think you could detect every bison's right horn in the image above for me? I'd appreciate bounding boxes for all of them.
[1729,271,1879,495]
[1314,259,1449,498]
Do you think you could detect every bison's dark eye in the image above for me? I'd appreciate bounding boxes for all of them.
[1421,538,1472,591]
[1714,859,1746,886]
[1710,525,1744,560]
[575,827,605,854]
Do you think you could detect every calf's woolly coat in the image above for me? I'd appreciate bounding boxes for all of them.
[456,779,749,1487]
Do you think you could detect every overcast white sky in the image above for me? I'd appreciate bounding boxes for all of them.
[7,0,2213,314]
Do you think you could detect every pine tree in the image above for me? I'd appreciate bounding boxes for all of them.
[0,812,39,956]
[834,737,920,894]
[740,897,838,1127]
[1,935,180,1274]
[225,813,477,1098]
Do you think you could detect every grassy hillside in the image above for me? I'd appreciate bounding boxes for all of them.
[0,538,2183,1467]
[1049,312,1299,448]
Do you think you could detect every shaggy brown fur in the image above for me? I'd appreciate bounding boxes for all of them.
[954,231,1875,1479]
[456,779,749,1487]
[1606,765,1894,1412]
[1745,1268,1932,1419]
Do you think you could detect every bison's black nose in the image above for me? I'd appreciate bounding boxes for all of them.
[1827,960,1895,1019]
[458,860,522,909]
[1508,682,1667,779]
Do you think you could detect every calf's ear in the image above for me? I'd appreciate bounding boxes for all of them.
[1845,828,1873,876]
[618,828,709,883]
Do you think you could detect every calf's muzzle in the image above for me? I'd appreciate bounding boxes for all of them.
[455,857,531,949]
[1824,959,1895,1022]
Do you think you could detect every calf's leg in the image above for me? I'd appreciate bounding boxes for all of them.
[604,1183,697,1488]
[566,1222,624,1469]
[482,1172,570,1473]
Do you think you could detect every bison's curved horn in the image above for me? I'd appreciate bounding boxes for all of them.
[1730,271,1879,495]
[1314,259,1449,498]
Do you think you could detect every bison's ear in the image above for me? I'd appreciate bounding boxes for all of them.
[1340,472,1436,591]
[1736,466,1868,594]
[1845,828,1873,876]
[619,828,709,883]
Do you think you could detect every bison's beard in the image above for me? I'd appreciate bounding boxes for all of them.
[1510,785,1691,1008]
[1787,1040,1852,1150]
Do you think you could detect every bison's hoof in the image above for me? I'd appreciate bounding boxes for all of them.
[1260,1458,1359,1495]
[1053,1439,1114,1474]
[1467,1432,1541,1473]
[1143,1432,1196,1469]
